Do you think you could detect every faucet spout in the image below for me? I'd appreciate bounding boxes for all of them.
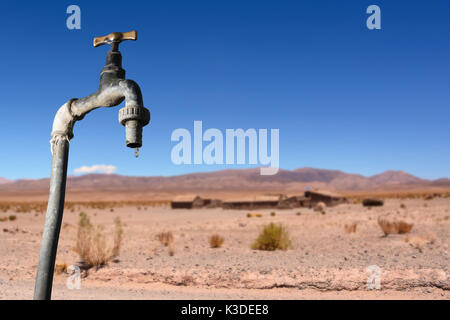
[51,77,149,149]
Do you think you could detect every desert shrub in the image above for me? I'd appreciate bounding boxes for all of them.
[270,212,276,217]
[75,212,123,268]
[111,217,123,257]
[255,213,263,218]
[344,222,357,234]
[313,202,326,212]
[0,217,7,222]
[397,220,414,234]
[296,212,301,216]
[400,203,406,209]
[378,216,413,236]
[247,213,254,218]
[8,215,16,221]
[251,223,291,251]
[168,244,175,256]
[405,234,435,253]
[54,263,68,275]
[209,234,224,248]
[363,198,384,207]
[156,231,174,247]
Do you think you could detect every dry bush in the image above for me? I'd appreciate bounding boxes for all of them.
[251,223,291,251]
[313,202,326,212]
[247,213,254,218]
[209,234,224,248]
[405,234,435,253]
[0,217,7,222]
[397,221,414,234]
[54,263,68,275]
[156,231,174,247]
[75,212,123,268]
[111,217,123,258]
[168,244,175,256]
[344,222,357,234]
[255,213,263,218]
[296,212,301,216]
[400,203,406,209]
[270,212,276,216]
[378,216,414,236]
[8,215,16,221]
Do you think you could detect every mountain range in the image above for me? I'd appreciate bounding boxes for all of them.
[0,168,448,195]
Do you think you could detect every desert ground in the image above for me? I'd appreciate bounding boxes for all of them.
[0,196,449,299]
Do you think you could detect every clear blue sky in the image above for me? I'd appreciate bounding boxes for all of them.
[0,0,449,180]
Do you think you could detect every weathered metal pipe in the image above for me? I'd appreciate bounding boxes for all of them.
[33,31,150,300]
[34,137,69,299]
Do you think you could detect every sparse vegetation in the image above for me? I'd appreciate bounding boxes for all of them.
[247,212,263,218]
[74,212,123,268]
[156,231,174,247]
[54,262,68,275]
[405,234,435,253]
[8,215,16,221]
[378,216,414,236]
[209,234,224,248]
[313,202,326,213]
[0,200,170,215]
[400,203,406,209]
[344,222,357,234]
[270,212,276,217]
[168,244,175,256]
[251,223,291,251]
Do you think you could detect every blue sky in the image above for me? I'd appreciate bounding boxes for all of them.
[0,0,449,180]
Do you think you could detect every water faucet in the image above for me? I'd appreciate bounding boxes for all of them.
[34,31,150,300]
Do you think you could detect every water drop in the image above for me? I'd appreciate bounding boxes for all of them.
[134,147,140,158]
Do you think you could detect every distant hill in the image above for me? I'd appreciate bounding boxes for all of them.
[0,168,443,195]
[0,178,11,185]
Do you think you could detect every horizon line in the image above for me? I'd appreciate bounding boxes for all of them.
[2,167,449,182]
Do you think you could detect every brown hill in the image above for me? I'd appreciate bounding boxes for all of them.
[0,168,442,197]
[0,178,11,185]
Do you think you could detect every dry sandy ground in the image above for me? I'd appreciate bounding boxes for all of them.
[0,198,449,299]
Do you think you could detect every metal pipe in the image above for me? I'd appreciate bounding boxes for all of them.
[34,137,69,300]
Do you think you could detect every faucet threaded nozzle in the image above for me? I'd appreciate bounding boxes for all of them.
[118,105,150,148]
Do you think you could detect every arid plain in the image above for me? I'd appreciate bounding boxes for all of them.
[0,194,449,299]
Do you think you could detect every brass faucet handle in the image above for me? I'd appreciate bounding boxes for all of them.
[93,31,137,48]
